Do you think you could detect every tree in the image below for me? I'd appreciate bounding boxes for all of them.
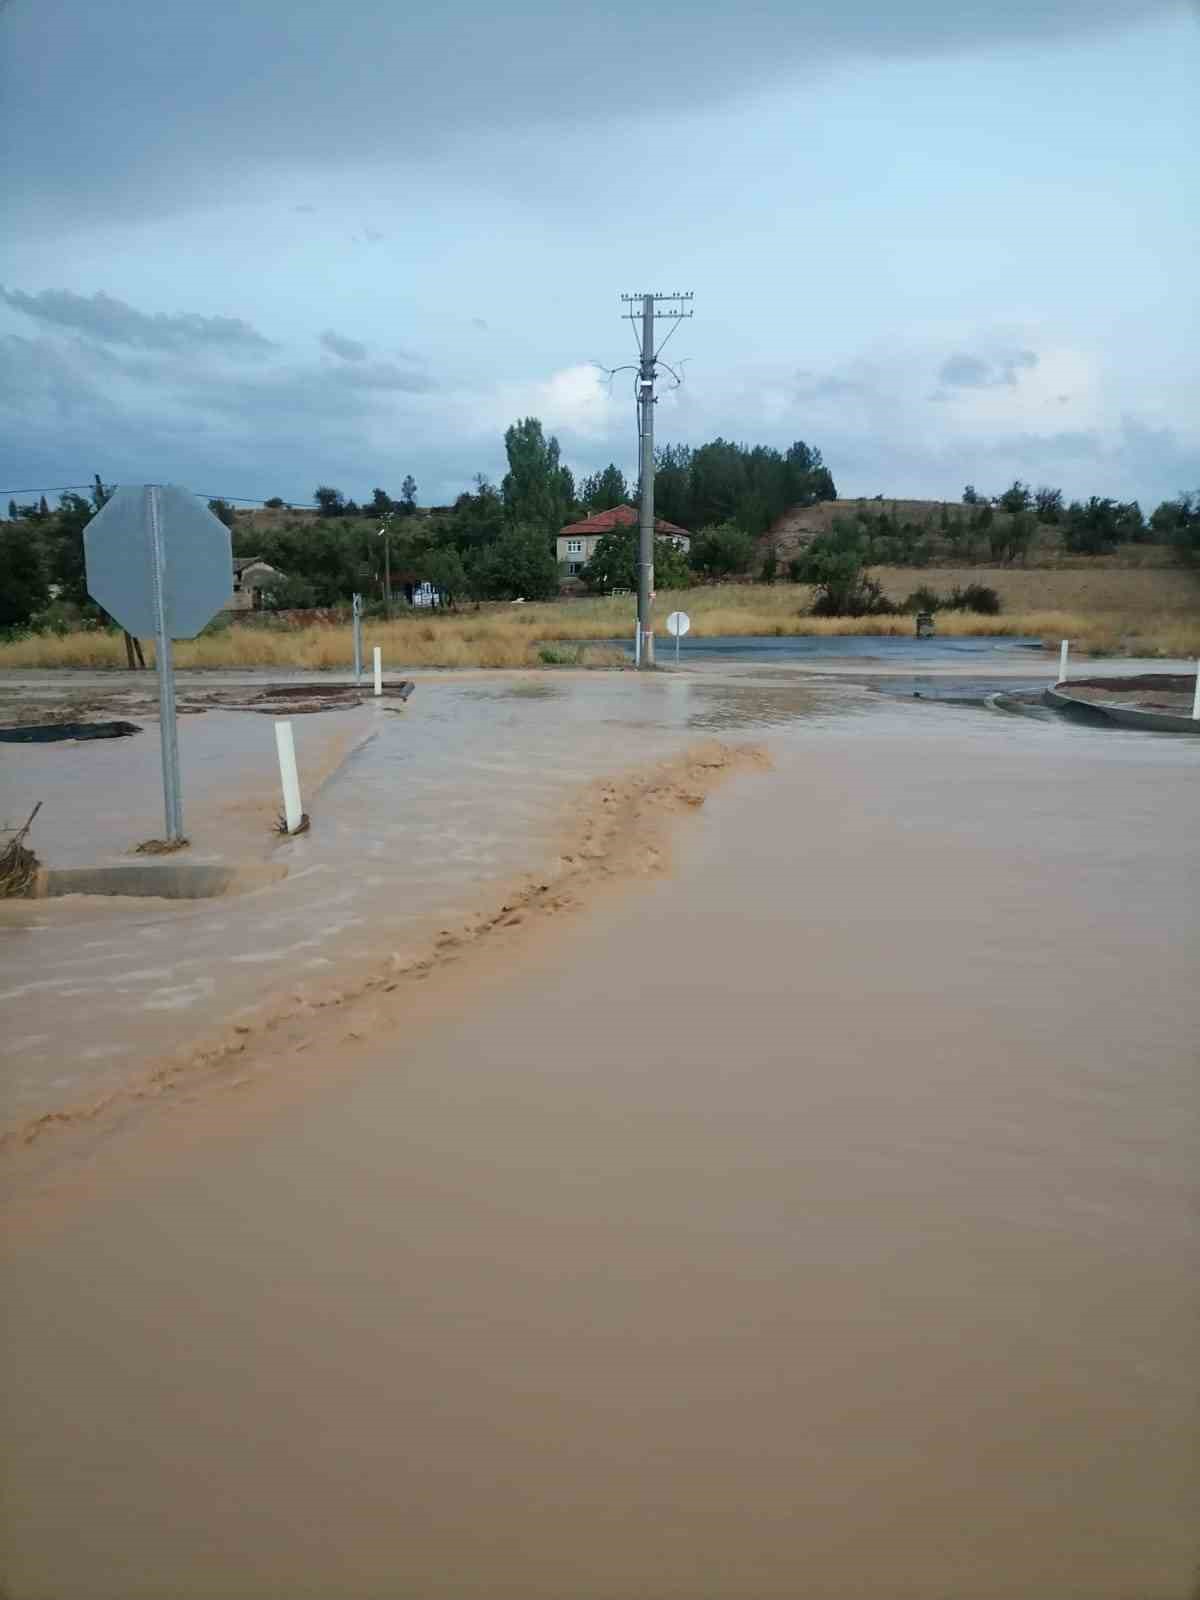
[208,498,237,528]
[962,485,980,505]
[580,527,691,595]
[1062,497,1124,555]
[441,477,506,556]
[1150,490,1199,561]
[0,522,49,629]
[993,509,1035,564]
[784,440,836,505]
[997,480,1032,514]
[761,545,779,584]
[400,475,418,514]
[653,443,692,528]
[690,521,755,579]
[502,418,573,532]
[423,546,467,608]
[47,492,95,604]
[264,497,286,509]
[1034,486,1063,524]
[314,485,346,517]
[370,488,394,516]
[470,522,560,601]
[579,463,629,511]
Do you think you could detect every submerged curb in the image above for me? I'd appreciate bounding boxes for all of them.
[1043,685,1200,734]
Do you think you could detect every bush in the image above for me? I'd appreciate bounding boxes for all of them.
[810,576,895,618]
[790,521,894,616]
[947,583,1001,615]
[900,583,1001,616]
[689,521,755,579]
[27,599,101,635]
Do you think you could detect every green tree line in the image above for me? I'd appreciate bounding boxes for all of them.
[4,438,1197,631]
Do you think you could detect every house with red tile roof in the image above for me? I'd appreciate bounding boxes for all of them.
[556,504,690,587]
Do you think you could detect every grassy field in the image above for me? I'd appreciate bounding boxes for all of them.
[1,566,1196,671]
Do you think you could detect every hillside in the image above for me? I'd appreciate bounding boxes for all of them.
[764,498,1176,570]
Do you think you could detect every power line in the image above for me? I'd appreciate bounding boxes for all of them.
[2,483,303,506]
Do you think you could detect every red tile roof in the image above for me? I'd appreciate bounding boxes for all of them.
[559,503,689,537]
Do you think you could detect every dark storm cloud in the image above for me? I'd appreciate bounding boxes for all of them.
[1,0,1181,219]
[320,329,368,362]
[0,287,275,355]
[0,289,438,505]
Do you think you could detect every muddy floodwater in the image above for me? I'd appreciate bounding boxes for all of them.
[2,658,1198,1599]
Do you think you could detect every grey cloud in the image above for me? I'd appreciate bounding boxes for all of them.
[1,1,1179,221]
[472,318,489,332]
[3,319,1193,513]
[320,329,369,362]
[938,353,993,389]
[324,361,435,394]
[0,301,438,508]
[793,368,874,403]
[939,349,1039,390]
[0,287,275,356]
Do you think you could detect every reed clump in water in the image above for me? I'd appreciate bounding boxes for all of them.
[0,802,41,898]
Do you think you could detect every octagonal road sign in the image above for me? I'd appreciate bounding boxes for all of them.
[84,484,232,640]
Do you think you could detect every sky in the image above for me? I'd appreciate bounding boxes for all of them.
[2,0,1197,512]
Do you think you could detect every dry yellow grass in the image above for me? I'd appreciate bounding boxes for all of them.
[1,566,1195,670]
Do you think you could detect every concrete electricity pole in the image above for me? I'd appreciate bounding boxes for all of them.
[620,291,693,667]
[379,513,393,617]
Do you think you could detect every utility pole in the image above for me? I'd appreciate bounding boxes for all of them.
[620,291,693,668]
[379,514,392,617]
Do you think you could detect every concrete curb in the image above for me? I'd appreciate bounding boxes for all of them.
[34,863,289,900]
[1043,686,1200,734]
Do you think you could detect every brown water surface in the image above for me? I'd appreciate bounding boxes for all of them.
[2,686,1198,1597]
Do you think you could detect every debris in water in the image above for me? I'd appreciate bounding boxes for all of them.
[134,836,191,855]
[275,811,311,836]
[0,801,42,898]
[0,720,142,743]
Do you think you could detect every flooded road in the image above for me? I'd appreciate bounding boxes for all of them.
[2,662,1198,1597]
[1,670,859,1130]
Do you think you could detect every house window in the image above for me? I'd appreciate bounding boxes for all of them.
[567,538,583,555]
[568,562,582,576]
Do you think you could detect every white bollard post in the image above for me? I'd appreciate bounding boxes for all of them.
[634,623,641,668]
[1059,638,1069,683]
[274,720,303,835]
[1192,661,1200,721]
[373,645,382,697]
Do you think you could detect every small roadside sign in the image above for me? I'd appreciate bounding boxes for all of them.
[84,485,232,842]
[666,609,690,664]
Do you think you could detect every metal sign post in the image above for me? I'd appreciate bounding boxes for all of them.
[148,489,183,839]
[352,593,363,685]
[84,484,232,844]
[666,609,690,666]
